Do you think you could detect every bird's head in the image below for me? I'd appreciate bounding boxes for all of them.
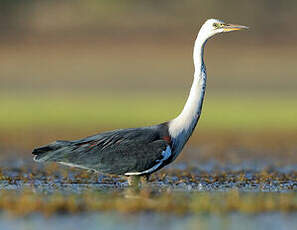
[199,19,248,40]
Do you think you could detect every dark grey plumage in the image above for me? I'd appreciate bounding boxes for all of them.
[33,123,172,175]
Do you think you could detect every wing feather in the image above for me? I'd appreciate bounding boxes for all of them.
[55,126,171,175]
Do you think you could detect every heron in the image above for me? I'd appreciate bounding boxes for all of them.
[32,19,248,186]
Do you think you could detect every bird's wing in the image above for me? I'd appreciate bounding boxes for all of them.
[39,125,172,175]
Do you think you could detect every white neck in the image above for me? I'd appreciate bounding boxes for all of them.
[168,31,208,151]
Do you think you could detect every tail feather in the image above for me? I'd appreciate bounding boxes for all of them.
[32,140,72,162]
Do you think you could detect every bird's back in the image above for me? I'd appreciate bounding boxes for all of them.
[33,123,173,175]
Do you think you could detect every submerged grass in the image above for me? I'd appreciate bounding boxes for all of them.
[1,189,297,217]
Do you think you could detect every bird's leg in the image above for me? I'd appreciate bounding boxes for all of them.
[127,175,141,188]
[140,174,150,184]
[127,175,150,188]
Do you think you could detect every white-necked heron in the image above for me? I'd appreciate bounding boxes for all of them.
[33,19,248,186]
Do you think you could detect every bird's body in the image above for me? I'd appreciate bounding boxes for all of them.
[33,19,247,185]
[34,123,173,176]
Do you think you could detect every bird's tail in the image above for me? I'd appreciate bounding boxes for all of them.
[32,140,72,162]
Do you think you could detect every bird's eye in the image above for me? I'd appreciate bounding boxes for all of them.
[213,23,219,28]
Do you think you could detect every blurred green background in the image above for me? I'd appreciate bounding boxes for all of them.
[0,0,297,149]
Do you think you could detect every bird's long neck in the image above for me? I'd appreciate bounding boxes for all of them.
[168,32,208,154]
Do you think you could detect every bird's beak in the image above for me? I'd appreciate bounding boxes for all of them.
[223,24,249,32]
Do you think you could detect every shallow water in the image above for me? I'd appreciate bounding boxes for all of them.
[0,147,297,229]
[1,213,297,230]
[1,156,296,193]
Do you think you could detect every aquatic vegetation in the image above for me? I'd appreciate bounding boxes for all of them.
[0,159,296,217]
[1,189,297,217]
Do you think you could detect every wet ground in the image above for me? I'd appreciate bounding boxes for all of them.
[0,135,297,230]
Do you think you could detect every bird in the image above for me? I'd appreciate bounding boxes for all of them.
[32,19,248,186]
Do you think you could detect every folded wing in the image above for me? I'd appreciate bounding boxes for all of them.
[33,125,171,175]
